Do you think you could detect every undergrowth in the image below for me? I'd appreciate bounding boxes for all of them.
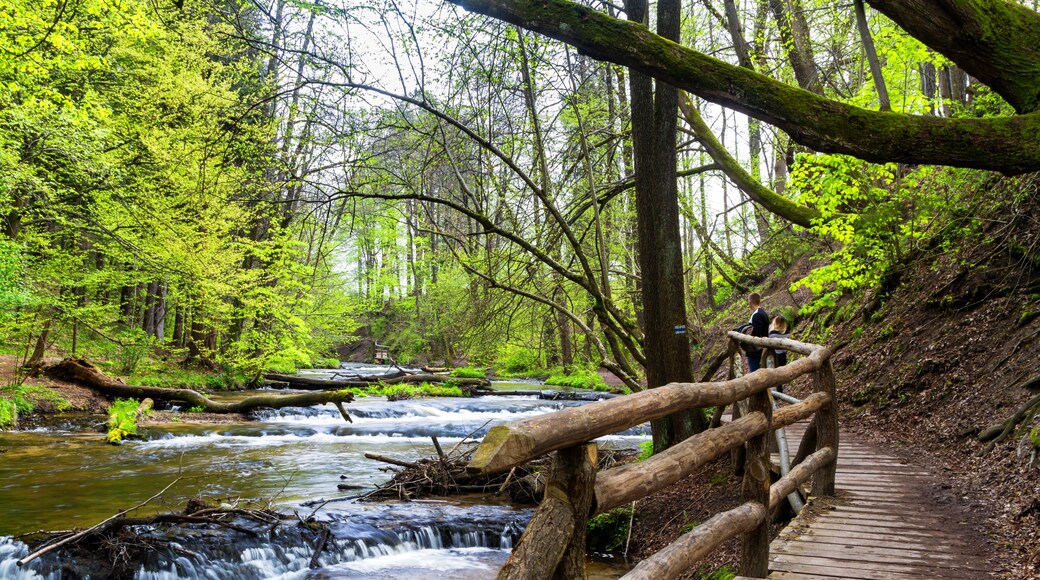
[544,368,608,391]
[450,366,486,379]
[0,383,72,429]
[347,382,465,399]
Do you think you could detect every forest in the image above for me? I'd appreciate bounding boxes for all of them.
[1,0,1039,578]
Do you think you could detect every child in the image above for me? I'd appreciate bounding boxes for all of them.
[769,315,790,367]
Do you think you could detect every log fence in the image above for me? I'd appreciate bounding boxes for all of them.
[467,331,839,579]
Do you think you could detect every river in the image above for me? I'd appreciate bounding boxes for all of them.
[0,364,647,578]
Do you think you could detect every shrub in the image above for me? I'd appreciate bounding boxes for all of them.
[450,366,486,379]
[346,382,466,400]
[545,369,607,391]
[498,347,539,374]
[264,346,313,374]
[0,399,16,429]
[637,440,654,462]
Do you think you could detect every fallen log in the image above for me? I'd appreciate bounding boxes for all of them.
[263,373,370,388]
[263,372,490,390]
[46,359,354,417]
[472,389,618,401]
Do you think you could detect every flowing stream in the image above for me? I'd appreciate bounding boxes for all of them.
[0,364,646,578]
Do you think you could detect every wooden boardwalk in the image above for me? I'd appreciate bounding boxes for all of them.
[759,423,992,579]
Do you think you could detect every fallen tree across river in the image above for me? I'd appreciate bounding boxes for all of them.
[46,358,354,420]
[263,372,491,390]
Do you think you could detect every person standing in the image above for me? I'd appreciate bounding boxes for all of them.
[746,293,770,372]
[769,315,790,367]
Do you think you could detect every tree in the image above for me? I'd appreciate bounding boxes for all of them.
[445,0,1040,175]
[624,0,706,450]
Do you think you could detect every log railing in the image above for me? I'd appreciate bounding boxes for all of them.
[467,332,839,580]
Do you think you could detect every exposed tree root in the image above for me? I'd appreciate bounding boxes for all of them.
[979,386,1040,455]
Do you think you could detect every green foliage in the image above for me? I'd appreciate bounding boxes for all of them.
[347,382,465,400]
[586,505,632,553]
[878,325,897,341]
[789,155,957,316]
[0,383,71,428]
[107,398,147,443]
[115,330,155,376]
[263,347,314,375]
[450,366,486,379]
[317,358,341,369]
[701,566,737,580]
[0,241,32,322]
[0,399,16,429]
[497,346,541,375]
[187,406,206,413]
[544,368,608,391]
[637,440,654,462]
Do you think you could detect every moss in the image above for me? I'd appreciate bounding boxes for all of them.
[107,398,148,444]
[586,505,633,553]
[1019,309,1039,327]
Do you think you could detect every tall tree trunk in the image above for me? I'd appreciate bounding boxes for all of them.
[854,0,891,111]
[769,0,822,94]
[143,281,158,337]
[921,61,937,115]
[626,0,706,451]
[172,305,185,348]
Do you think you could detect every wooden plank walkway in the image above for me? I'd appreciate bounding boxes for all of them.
[758,422,992,579]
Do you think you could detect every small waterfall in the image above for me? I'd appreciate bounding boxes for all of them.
[0,511,528,579]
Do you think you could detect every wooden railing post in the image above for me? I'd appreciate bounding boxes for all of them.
[497,443,597,580]
[739,386,772,577]
[812,360,839,496]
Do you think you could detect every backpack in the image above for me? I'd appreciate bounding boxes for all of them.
[736,323,759,353]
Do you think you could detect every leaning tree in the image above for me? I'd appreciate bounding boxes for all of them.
[445,0,1040,177]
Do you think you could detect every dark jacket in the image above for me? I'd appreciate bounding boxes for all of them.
[750,307,769,338]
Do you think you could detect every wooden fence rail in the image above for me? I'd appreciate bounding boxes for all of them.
[469,332,839,580]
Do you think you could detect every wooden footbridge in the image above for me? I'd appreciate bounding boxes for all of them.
[466,332,990,579]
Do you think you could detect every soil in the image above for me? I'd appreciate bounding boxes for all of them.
[0,355,109,416]
[627,454,747,579]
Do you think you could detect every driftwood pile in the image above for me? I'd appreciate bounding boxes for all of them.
[360,434,636,504]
